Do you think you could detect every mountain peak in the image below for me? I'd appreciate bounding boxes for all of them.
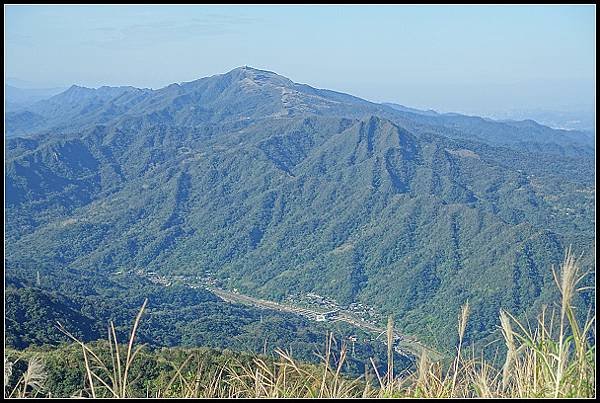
[229,65,278,75]
[223,66,295,88]
[66,84,92,92]
[56,85,95,100]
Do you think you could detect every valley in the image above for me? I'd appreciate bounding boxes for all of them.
[132,269,441,360]
[4,5,595,398]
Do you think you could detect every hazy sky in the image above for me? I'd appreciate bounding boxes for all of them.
[5,5,596,115]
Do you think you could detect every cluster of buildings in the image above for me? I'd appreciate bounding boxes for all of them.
[285,292,383,325]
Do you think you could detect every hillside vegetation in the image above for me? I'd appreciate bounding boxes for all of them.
[5,251,595,398]
[5,66,595,354]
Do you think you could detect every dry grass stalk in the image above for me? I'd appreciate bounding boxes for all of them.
[15,249,593,399]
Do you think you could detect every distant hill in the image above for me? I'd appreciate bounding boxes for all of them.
[5,84,66,112]
[5,66,595,352]
[489,108,595,132]
[381,102,440,116]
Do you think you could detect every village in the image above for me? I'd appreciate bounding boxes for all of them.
[116,268,435,360]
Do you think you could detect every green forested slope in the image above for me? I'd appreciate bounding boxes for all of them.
[5,67,595,353]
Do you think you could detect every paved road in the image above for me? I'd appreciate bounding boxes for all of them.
[207,286,442,360]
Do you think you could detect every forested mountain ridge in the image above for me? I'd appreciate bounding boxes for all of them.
[5,66,595,352]
[7,67,594,155]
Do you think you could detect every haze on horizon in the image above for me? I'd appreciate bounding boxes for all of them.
[5,5,596,118]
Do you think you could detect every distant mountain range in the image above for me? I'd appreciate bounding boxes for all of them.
[5,66,595,351]
[381,103,596,133]
[381,102,441,117]
[5,84,66,112]
[485,108,595,132]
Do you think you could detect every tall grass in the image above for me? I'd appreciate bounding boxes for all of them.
[5,249,595,398]
[5,355,47,398]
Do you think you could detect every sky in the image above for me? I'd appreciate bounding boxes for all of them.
[4,5,596,116]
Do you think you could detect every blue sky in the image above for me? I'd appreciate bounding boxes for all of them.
[5,5,596,115]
